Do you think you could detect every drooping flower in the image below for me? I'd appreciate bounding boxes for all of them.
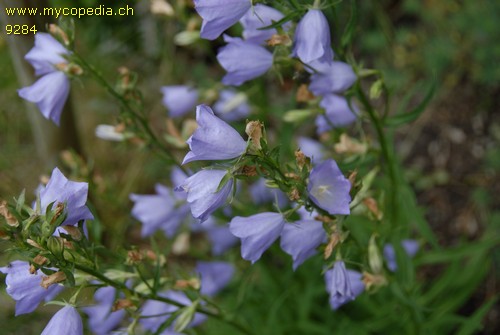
[315,94,358,133]
[240,4,288,44]
[325,264,364,310]
[280,219,326,270]
[130,183,186,237]
[229,212,285,263]
[140,291,206,332]
[196,261,234,296]
[308,61,356,96]
[37,167,93,226]
[0,261,64,315]
[41,305,83,335]
[82,286,125,335]
[161,85,199,117]
[291,9,334,65]
[307,159,351,215]
[194,0,252,40]
[182,105,247,164]
[175,169,233,222]
[217,38,273,86]
[18,33,71,126]
[383,239,420,272]
[213,89,250,122]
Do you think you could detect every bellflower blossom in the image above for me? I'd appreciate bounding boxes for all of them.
[161,85,199,117]
[217,38,273,86]
[18,33,71,126]
[82,286,125,335]
[280,219,326,270]
[383,239,420,272]
[175,169,233,222]
[325,265,364,310]
[38,167,93,226]
[194,0,251,40]
[316,94,358,133]
[291,9,334,65]
[182,105,247,164]
[307,159,351,215]
[130,182,189,238]
[196,261,234,296]
[41,305,83,335]
[0,261,64,315]
[240,4,288,44]
[308,61,357,96]
[213,89,250,122]
[229,212,285,263]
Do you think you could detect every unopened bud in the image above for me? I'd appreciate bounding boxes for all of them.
[242,165,257,177]
[126,249,144,265]
[172,232,190,255]
[288,188,300,201]
[295,84,315,102]
[363,197,383,220]
[174,278,200,290]
[51,202,65,225]
[334,134,367,155]
[33,255,48,266]
[0,201,18,227]
[27,239,43,249]
[348,170,358,187]
[150,0,174,16]
[41,271,66,289]
[368,235,383,274]
[295,150,307,170]
[174,31,200,46]
[48,24,69,46]
[324,232,341,259]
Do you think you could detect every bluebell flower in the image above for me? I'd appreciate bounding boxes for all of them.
[161,85,199,117]
[298,136,325,163]
[213,89,250,122]
[182,105,247,164]
[280,219,326,270]
[194,0,252,40]
[217,38,273,86]
[315,94,358,133]
[307,159,351,215]
[0,261,64,315]
[308,61,356,96]
[175,169,233,222]
[18,33,70,126]
[291,9,334,65]
[240,4,288,44]
[229,212,285,263]
[37,167,93,226]
[41,305,83,335]
[140,291,206,332]
[82,286,125,335]
[383,239,419,272]
[130,182,190,238]
[325,264,364,310]
[196,261,234,296]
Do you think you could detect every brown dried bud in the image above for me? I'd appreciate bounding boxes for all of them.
[112,299,135,311]
[172,232,190,255]
[241,165,258,177]
[334,134,367,155]
[29,264,37,274]
[0,201,18,227]
[41,271,66,289]
[174,278,200,290]
[27,239,43,249]
[284,172,300,180]
[363,197,383,220]
[348,170,358,187]
[324,233,341,259]
[143,249,158,262]
[48,24,69,46]
[288,188,300,201]
[127,250,144,265]
[295,150,307,170]
[50,202,65,225]
[245,121,264,151]
[267,33,292,47]
[362,271,387,291]
[295,84,315,102]
[314,215,333,224]
[33,255,49,266]
[61,225,82,241]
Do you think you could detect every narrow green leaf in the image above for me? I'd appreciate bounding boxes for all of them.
[456,296,498,335]
[215,171,232,193]
[341,0,358,49]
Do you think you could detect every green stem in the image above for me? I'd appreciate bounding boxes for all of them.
[73,264,254,335]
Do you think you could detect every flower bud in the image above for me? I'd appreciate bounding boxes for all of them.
[267,34,292,47]
[172,232,190,255]
[245,120,264,151]
[295,84,315,102]
[0,201,18,227]
[112,299,135,312]
[48,24,70,46]
[362,271,387,291]
[368,235,383,274]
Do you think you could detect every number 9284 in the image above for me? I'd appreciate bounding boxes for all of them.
[6,24,37,35]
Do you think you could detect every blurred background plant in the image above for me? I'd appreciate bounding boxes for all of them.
[0,0,499,334]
